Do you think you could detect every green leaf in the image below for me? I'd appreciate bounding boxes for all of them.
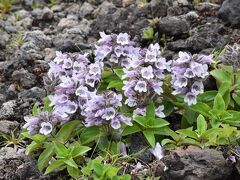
[122,122,141,136]
[55,120,81,144]
[210,69,231,83]
[146,101,155,119]
[63,157,78,169]
[71,142,91,158]
[143,27,154,39]
[106,166,119,178]
[196,115,207,135]
[80,126,102,145]
[25,141,42,155]
[32,103,39,116]
[161,138,175,146]
[113,68,124,79]
[67,165,80,178]
[232,93,240,106]
[176,129,199,140]
[43,97,53,112]
[143,130,155,147]
[190,102,211,117]
[54,141,68,158]
[198,91,218,102]
[213,93,225,111]
[45,159,65,174]
[38,144,55,172]
[182,107,197,125]
[107,80,123,89]
[133,116,148,127]
[218,82,231,95]
[150,118,169,128]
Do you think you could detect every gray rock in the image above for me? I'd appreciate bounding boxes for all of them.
[18,87,46,100]
[218,0,240,27]
[0,120,19,134]
[16,17,33,29]
[157,16,190,36]
[54,19,91,51]
[31,8,43,17]
[150,0,171,17]
[21,30,52,51]
[167,23,229,52]
[17,9,30,20]
[93,1,116,17]
[12,69,36,88]
[57,15,79,30]
[155,147,233,180]
[41,7,54,20]
[79,2,94,18]
[186,23,228,52]
[0,100,16,120]
[0,30,9,49]
[4,25,17,33]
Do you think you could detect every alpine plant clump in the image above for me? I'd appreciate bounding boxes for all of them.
[23,32,214,136]
[171,51,214,105]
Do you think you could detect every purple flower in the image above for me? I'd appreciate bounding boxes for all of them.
[150,142,164,160]
[98,31,112,44]
[184,92,197,105]
[141,66,154,79]
[62,58,73,69]
[155,105,165,118]
[145,49,157,63]
[134,80,147,93]
[174,76,188,88]
[75,86,89,97]
[191,81,203,95]
[177,51,191,64]
[116,33,130,45]
[39,122,53,135]
[88,62,102,76]
[102,107,116,120]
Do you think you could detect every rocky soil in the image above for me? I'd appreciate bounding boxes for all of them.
[0,0,240,179]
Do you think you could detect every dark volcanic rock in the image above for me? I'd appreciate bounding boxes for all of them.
[155,147,233,180]
[129,133,154,163]
[157,16,190,36]
[12,69,37,88]
[218,0,240,27]
[167,23,229,52]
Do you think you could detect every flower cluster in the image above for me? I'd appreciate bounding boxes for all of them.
[24,51,104,135]
[122,43,171,116]
[81,91,132,129]
[94,32,139,67]
[219,43,240,72]
[47,51,103,123]
[171,51,214,105]
[23,111,53,136]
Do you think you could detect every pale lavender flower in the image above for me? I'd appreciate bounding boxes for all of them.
[39,122,53,135]
[191,81,203,95]
[102,107,116,120]
[174,76,188,87]
[184,92,197,105]
[141,66,154,79]
[155,105,165,118]
[116,33,130,45]
[145,49,157,62]
[177,51,191,64]
[62,58,73,69]
[134,80,147,93]
[150,142,164,160]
